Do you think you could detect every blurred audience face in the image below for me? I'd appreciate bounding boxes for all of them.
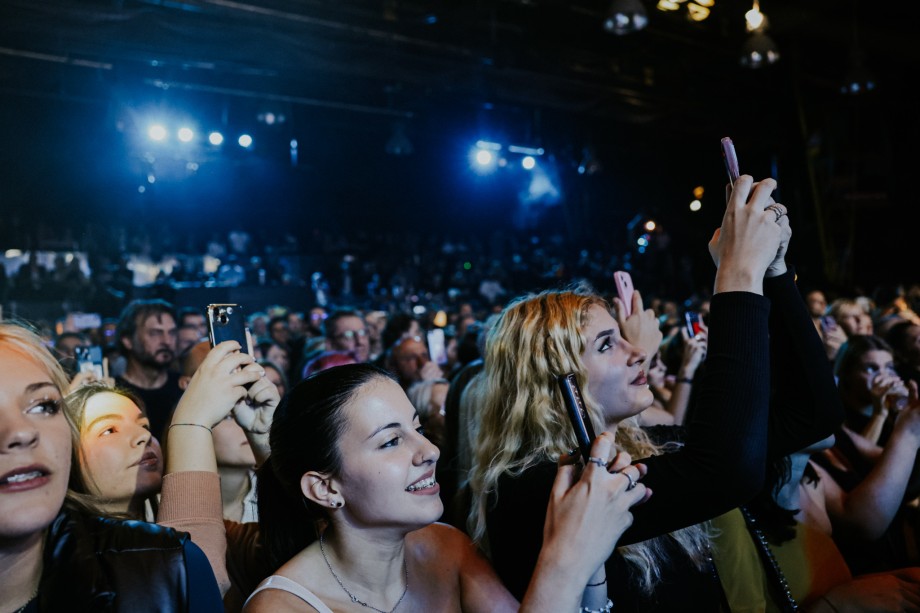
[180,312,208,340]
[176,324,201,357]
[54,333,88,359]
[125,313,177,369]
[287,312,306,339]
[806,291,828,318]
[265,343,290,374]
[833,303,867,337]
[78,392,163,507]
[897,324,920,367]
[263,363,287,398]
[326,315,370,362]
[269,319,290,347]
[212,414,256,469]
[389,337,431,387]
[842,348,898,406]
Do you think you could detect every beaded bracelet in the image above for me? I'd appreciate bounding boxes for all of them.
[168,422,212,434]
[579,598,613,613]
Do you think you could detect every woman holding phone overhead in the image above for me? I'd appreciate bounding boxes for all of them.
[469,173,843,610]
[244,363,649,613]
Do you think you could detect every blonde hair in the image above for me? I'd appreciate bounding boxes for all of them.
[0,321,102,515]
[468,286,710,593]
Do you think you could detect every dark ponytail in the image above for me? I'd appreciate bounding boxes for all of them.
[257,363,395,570]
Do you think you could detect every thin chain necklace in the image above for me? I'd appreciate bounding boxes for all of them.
[319,531,409,613]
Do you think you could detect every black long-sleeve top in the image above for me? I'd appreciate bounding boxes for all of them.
[486,271,843,610]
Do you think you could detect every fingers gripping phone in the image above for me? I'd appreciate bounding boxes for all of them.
[558,373,597,465]
[721,137,740,186]
[613,271,634,317]
[206,304,251,354]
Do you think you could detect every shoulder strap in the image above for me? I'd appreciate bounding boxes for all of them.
[245,575,335,613]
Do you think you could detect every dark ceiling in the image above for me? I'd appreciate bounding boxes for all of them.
[0,0,917,288]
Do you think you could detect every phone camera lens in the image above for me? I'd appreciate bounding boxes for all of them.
[217,310,230,326]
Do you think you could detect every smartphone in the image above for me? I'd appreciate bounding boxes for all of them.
[685,311,702,338]
[427,328,449,366]
[613,271,634,317]
[558,373,597,465]
[75,345,106,379]
[721,137,740,186]
[206,304,250,354]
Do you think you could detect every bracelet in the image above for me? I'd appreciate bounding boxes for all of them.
[676,377,693,384]
[580,598,613,613]
[168,422,212,434]
[586,577,607,587]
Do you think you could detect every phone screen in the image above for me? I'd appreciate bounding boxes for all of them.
[721,137,740,186]
[685,312,702,338]
[427,329,449,365]
[75,345,105,379]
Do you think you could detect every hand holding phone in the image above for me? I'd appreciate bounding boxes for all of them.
[613,271,634,317]
[558,373,597,465]
[721,137,740,186]
[685,311,702,339]
[75,345,106,379]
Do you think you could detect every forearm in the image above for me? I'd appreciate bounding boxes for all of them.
[664,379,693,425]
[520,546,591,613]
[165,423,218,473]
[838,432,919,540]
[858,410,889,445]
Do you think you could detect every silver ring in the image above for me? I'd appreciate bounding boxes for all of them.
[586,456,606,468]
[620,470,637,491]
[765,203,787,223]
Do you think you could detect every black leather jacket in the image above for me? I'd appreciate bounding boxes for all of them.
[34,505,191,612]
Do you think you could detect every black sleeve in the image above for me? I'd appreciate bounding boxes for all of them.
[762,268,845,458]
[184,540,224,612]
[619,291,771,545]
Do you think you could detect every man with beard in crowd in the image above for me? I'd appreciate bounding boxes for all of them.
[114,299,183,438]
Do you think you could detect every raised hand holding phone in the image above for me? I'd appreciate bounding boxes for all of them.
[613,271,634,317]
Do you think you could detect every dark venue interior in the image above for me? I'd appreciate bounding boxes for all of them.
[1,0,917,309]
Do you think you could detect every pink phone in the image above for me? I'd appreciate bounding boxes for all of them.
[721,137,740,186]
[613,271,634,317]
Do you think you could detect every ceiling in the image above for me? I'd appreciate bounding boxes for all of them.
[0,0,917,286]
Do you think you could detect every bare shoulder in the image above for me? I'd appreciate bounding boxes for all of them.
[407,523,483,568]
[244,586,314,612]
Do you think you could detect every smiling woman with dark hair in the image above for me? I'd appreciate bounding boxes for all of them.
[245,362,648,613]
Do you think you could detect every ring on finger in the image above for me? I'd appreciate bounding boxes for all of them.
[587,456,607,468]
[765,203,787,223]
[619,469,637,491]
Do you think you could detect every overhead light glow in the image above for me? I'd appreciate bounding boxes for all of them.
[177,127,194,142]
[238,134,253,148]
[690,199,702,211]
[522,156,536,170]
[476,149,494,166]
[148,124,167,141]
[208,132,224,146]
[644,220,657,231]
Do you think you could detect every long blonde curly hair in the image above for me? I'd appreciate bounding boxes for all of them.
[468,285,711,593]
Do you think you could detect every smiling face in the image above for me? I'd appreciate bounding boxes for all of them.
[78,392,163,508]
[580,305,654,424]
[329,378,442,531]
[0,346,71,540]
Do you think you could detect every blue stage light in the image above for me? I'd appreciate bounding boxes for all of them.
[208,132,224,146]
[238,134,253,148]
[148,124,167,141]
[177,127,194,142]
[522,156,536,170]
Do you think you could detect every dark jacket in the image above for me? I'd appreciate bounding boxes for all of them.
[34,505,219,612]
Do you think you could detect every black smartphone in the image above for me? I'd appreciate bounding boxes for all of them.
[685,311,702,338]
[558,373,597,465]
[75,345,106,379]
[721,136,740,186]
[206,304,250,354]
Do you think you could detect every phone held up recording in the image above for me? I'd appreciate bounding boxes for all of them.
[206,304,250,354]
[613,270,635,317]
[685,311,703,339]
[721,137,740,187]
[558,373,597,466]
[75,345,107,379]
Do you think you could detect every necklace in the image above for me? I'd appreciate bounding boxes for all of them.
[319,531,409,613]
[739,506,798,613]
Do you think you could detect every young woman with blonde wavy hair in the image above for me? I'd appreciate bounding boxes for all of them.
[469,176,844,610]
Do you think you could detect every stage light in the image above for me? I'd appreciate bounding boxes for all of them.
[238,134,253,148]
[476,149,494,166]
[148,124,167,141]
[522,156,536,170]
[637,236,649,247]
[208,132,224,146]
[644,220,657,231]
[690,199,702,211]
[177,127,194,143]
[4,249,22,258]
